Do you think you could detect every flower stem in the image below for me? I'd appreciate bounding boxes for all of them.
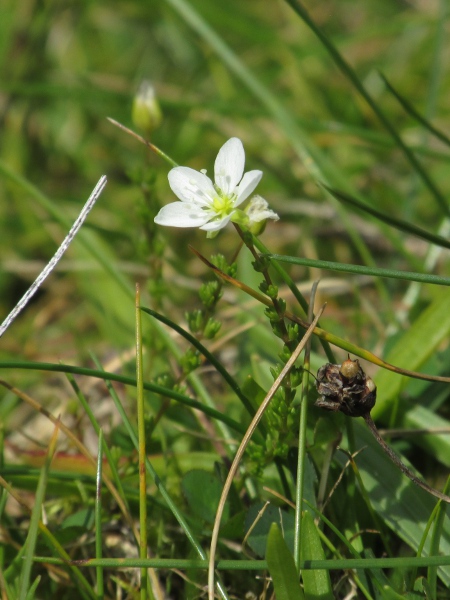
[363,413,450,503]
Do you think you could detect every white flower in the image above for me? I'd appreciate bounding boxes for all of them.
[245,195,279,226]
[154,137,262,234]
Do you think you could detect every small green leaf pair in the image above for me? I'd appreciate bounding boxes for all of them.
[266,512,333,600]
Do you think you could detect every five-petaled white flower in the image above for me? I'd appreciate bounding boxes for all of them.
[154,137,263,235]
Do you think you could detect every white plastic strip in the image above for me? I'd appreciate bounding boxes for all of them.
[0,175,107,338]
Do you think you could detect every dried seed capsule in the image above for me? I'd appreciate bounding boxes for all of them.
[315,357,450,503]
[315,358,376,417]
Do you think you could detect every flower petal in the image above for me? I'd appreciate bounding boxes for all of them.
[235,170,263,206]
[199,212,234,232]
[154,202,211,227]
[168,167,215,206]
[246,196,279,224]
[214,138,245,195]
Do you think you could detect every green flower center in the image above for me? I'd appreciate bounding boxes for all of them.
[211,192,236,218]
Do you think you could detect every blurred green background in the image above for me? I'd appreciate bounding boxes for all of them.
[1,0,449,360]
[1,3,450,597]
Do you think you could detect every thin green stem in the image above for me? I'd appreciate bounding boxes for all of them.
[0,361,246,435]
[294,281,319,570]
[270,254,450,287]
[95,429,104,600]
[320,184,450,252]
[140,307,260,431]
[66,371,135,531]
[31,554,450,570]
[18,423,59,600]
[427,477,450,597]
[208,308,324,600]
[136,285,148,600]
[106,118,178,167]
[252,236,336,363]
[363,414,450,503]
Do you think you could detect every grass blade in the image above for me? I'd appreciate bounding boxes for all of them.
[321,184,450,251]
[283,0,450,216]
[95,429,104,600]
[135,285,148,600]
[270,254,450,286]
[379,72,450,148]
[428,480,450,596]
[266,523,304,600]
[300,511,333,600]
[18,421,59,600]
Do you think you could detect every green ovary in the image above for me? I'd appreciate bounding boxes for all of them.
[211,194,235,218]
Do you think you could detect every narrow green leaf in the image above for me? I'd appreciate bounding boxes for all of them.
[402,406,450,468]
[300,511,333,600]
[61,508,95,530]
[378,585,410,599]
[266,523,304,600]
[245,504,295,557]
[0,360,247,436]
[140,306,257,424]
[379,72,450,148]
[182,470,229,524]
[24,575,41,600]
[95,429,104,599]
[270,253,450,286]
[373,288,450,420]
[18,423,59,600]
[135,285,148,600]
[283,0,449,216]
[320,184,450,251]
[428,478,450,598]
[343,421,450,587]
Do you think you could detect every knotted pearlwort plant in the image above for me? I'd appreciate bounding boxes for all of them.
[154,136,313,599]
[155,137,308,470]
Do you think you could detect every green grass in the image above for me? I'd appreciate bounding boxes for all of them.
[1,1,450,598]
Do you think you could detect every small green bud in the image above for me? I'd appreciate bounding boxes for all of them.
[180,348,201,375]
[132,81,162,135]
[287,323,299,341]
[277,298,286,313]
[252,255,270,272]
[265,284,278,300]
[211,254,227,271]
[186,309,204,334]
[173,382,187,395]
[199,280,222,308]
[227,262,237,278]
[155,373,174,389]
[259,281,269,295]
[290,367,303,388]
[211,254,237,278]
[271,322,285,340]
[274,442,288,458]
[269,366,279,380]
[279,345,292,363]
[264,307,278,321]
[203,317,222,339]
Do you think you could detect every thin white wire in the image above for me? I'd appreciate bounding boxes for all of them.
[0,175,107,338]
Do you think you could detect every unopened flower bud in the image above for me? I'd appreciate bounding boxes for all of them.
[245,195,279,235]
[132,81,162,135]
